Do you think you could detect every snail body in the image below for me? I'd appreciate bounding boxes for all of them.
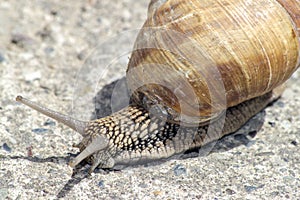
[17,0,299,173]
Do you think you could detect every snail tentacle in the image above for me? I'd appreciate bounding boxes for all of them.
[16,96,88,136]
[69,135,110,168]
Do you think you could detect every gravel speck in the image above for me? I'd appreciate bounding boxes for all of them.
[268,121,276,127]
[270,191,280,197]
[43,119,56,126]
[31,128,49,134]
[98,180,105,188]
[244,185,257,193]
[276,101,285,108]
[2,143,12,153]
[255,151,275,157]
[225,188,236,195]
[291,140,298,146]
[283,157,289,162]
[173,164,187,176]
[283,176,295,183]
[138,183,148,188]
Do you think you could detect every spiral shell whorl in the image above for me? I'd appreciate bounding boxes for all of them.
[127,0,300,125]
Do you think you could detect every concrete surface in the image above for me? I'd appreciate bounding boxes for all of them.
[0,0,299,199]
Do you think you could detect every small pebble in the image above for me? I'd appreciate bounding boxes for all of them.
[283,176,295,183]
[153,190,162,196]
[270,191,279,197]
[32,128,49,134]
[98,180,105,188]
[2,143,12,153]
[80,6,87,12]
[36,26,52,40]
[26,146,33,157]
[279,168,287,173]
[225,188,236,195]
[276,101,285,108]
[47,169,56,174]
[42,189,49,195]
[288,169,296,177]
[77,50,87,60]
[44,119,56,126]
[291,140,298,146]
[138,183,148,188]
[173,164,187,176]
[268,121,276,127]
[244,185,257,193]
[255,152,274,157]
[248,130,257,138]
[50,10,58,16]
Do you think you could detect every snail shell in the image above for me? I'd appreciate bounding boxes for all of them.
[16,0,300,172]
[128,0,300,125]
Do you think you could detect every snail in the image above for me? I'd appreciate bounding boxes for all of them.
[16,0,300,173]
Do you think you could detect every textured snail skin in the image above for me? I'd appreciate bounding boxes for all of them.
[78,90,279,172]
[16,0,300,173]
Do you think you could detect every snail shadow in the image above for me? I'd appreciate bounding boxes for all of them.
[6,155,71,164]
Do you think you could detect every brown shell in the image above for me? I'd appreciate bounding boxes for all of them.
[126,0,300,125]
